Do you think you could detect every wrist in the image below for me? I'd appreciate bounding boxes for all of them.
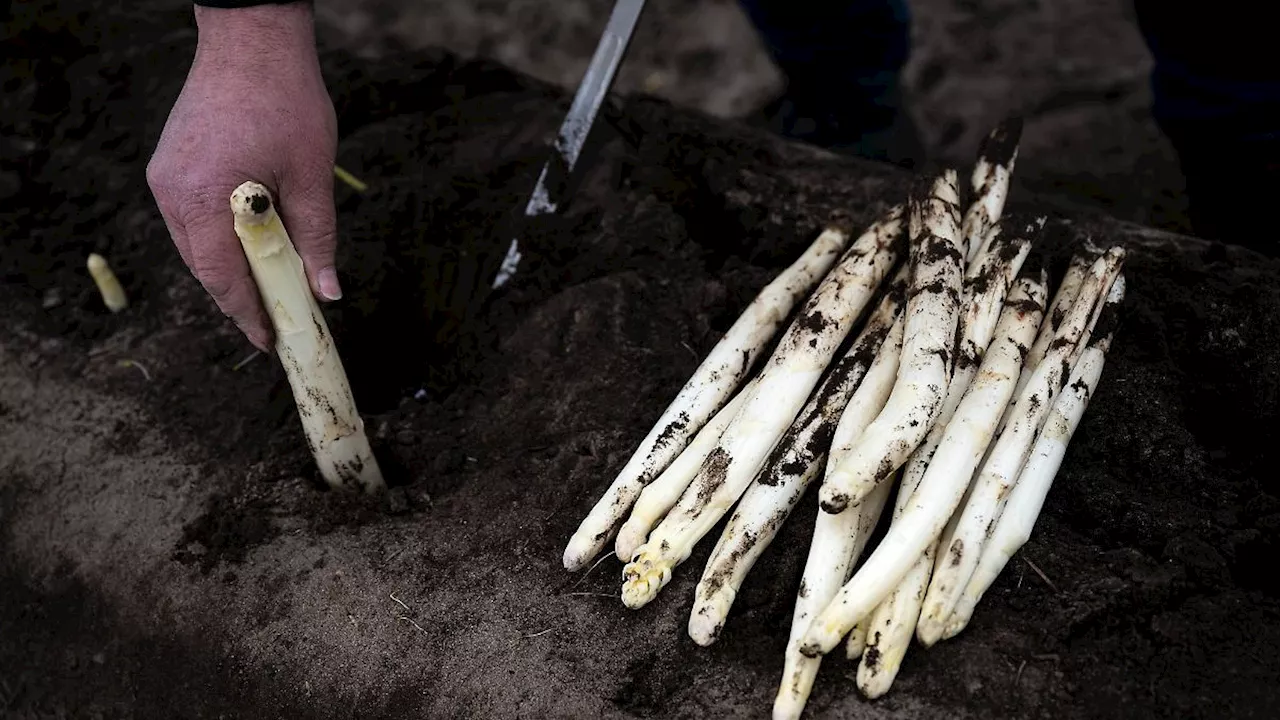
[194,2,317,64]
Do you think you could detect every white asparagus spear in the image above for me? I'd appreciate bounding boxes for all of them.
[848,220,1037,669]
[688,270,909,645]
[621,211,903,608]
[818,172,964,514]
[984,248,1104,515]
[844,221,1035,666]
[899,225,1040,511]
[1011,247,1095,400]
[841,478,895,661]
[87,253,129,313]
[563,222,859,571]
[798,266,1056,657]
[916,250,1125,645]
[943,279,1123,639]
[229,182,385,494]
[962,118,1023,263]
[773,478,893,720]
[854,275,1047,697]
[615,378,757,562]
[944,353,1103,639]
[771,315,904,720]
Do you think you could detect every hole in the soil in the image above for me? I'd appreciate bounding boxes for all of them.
[300,439,413,493]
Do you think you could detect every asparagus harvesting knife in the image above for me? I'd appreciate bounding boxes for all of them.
[492,0,648,291]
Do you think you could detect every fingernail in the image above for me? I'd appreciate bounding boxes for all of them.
[318,267,342,301]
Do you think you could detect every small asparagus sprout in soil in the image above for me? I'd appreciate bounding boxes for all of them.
[229,181,385,494]
[689,269,908,646]
[564,221,860,571]
[855,274,1047,698]
[961,118,1023,263]
[916,248,1124,645]
[621,209,904,608]
[944,276,1124,639]
[86,253,128,313]
[819,171,964,514]
[799,268,1050,658]
[772,313,905,720]
[615,378,758,561]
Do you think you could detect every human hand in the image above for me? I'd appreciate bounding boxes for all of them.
[147,2,338,351]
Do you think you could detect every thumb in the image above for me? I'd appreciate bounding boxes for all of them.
[278,168,341,302]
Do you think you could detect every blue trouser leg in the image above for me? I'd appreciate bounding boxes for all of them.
[738,0,915,162]
[1132,1,1280,246]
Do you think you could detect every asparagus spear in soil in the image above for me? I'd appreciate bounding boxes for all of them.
[87,253,128,313]
[943,278,1123,639]
[818,171,964,514]
[688,268,909,645]
[916,249,1124,645]
[564,222,859,571]
[772,314,905,720]
[621,209,904,608]
[855,274,1047,698]
[230,182,384,494]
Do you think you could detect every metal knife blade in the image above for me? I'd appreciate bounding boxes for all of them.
[491,0,648,289]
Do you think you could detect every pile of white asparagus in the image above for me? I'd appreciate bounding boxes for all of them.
[563,119,1129,716]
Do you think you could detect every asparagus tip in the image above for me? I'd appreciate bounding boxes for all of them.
[613,524,645,565]
[86,252,128,313]
[620,553,671,609]
[561,541,592,573]
[940,614,968,641]
[688,589,733,646]
[978,117,1025,165]
[915,614,945,648]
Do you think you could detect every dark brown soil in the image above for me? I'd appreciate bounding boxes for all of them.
[3,2,1279,719]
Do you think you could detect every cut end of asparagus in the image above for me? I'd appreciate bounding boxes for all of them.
[620,552,673,609]
[86,253,129,313]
